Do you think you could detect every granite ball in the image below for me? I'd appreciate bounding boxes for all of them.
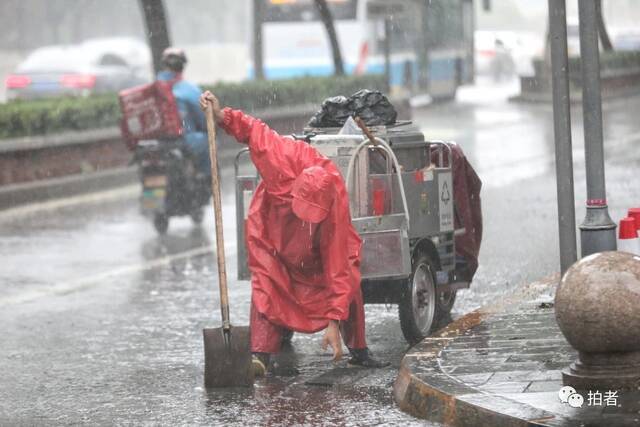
[555,251,640,354]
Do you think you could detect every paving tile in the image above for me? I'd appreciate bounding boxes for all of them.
[451,362,544,375]
[478,381,531,393]
[524,380,563,393]
[506,353,574,364]
[487,369,563,383]
[397,276,640,426]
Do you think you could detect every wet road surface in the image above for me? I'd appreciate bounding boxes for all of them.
[2,79,640,425]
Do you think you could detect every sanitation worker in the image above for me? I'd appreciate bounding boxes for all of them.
[200,91,388,376]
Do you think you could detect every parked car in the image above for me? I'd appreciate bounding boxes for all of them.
[5,37,151,100]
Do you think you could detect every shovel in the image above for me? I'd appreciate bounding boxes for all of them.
[202,100,253,388]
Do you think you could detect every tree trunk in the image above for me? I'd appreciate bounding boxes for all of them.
[595,0,613,51]
[314,0,345,76]
[253,0,265,80]
[139,0,172,74]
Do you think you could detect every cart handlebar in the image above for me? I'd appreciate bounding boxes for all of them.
[345,137,411,227]
[234,148,254,178]
[429,140,453,169]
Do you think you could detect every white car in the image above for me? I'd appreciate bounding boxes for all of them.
[5,37,152,100]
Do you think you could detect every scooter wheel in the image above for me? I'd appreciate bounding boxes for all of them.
[153,213,169,234]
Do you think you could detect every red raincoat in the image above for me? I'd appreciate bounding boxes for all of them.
[220,108,363,334]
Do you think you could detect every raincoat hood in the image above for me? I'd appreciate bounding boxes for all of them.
[291,166,335,223]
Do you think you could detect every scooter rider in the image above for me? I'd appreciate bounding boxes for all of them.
[157,47,210,177]
[200,91,389,376]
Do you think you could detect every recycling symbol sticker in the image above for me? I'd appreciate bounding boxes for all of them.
[441,181,451,205]
[438,173,454,232]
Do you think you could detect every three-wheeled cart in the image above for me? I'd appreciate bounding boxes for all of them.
[234,123,471,344]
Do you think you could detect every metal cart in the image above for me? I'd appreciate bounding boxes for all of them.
[234,124,471,344]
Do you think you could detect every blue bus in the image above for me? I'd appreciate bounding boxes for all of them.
[255,0,474,99]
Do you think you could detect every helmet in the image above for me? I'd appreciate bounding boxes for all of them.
[161,47,187,72]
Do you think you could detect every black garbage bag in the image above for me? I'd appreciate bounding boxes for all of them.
[308,89,397,128]
[308,95,351,128]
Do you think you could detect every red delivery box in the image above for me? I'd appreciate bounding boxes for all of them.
[119,81,183,149]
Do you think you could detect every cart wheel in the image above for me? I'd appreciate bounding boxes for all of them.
[399,253,438,345]
[437,290,457,313]
[153,213,169,234]
[190,208,204,225]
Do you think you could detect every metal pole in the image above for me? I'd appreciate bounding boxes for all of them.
[384,17,391,92]
[253,0,264,80]
[578,0,617,256]
[548,0,578,274]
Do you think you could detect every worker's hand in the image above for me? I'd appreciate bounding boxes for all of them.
[199,90,224,123]
[321,320,343,362]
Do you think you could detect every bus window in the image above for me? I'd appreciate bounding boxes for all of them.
[426,0,464,50]
[263,0,358,22]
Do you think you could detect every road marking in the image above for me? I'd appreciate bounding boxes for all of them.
[0,184,139,222]
[0,245,216,307]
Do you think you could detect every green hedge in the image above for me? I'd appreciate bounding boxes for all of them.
[0,94,120,139]
[0,74,386,140]
[567,51,640,75]
[204,74,386,112]
[533,51,640,81]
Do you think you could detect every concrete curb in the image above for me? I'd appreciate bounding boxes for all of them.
[0,145,249,211]
[393,275,569,427]
[511,86,640,104]
[0,166,139,211]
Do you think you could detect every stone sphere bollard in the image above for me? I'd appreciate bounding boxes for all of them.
[555,251,640,390]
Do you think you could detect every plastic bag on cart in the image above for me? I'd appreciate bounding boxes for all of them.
[308,95,351,127]
[349,89,397,126]
[433,143,483,280]
[308,90,397,128]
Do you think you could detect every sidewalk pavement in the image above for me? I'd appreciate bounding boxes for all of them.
[394,275,640,426]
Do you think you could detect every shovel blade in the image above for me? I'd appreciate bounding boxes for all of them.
[203,326,253,388]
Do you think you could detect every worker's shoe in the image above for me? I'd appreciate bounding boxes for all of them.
[347,348,390,368]
[252,353,270,377]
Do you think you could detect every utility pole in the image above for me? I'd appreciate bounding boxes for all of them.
[139,0,171,75]
[578,0,617,256]
[384,17,391,92]
[253,0,264,80]
[548,0,577,274]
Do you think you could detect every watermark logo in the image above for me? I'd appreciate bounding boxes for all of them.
[568,393,584,408]
[558,386,619,408]
[558,386,576,403]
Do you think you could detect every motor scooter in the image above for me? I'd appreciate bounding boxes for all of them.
[134,138,210,234]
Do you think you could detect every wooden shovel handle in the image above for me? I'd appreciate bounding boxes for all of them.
[205,101,231,330]
[354,116,378,146]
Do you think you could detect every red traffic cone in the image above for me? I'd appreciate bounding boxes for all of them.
[628,208,640,231]
[618,217,639,254]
